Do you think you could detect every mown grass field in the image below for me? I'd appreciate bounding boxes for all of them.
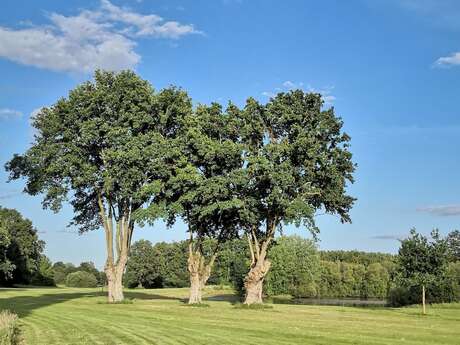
[0,287,459,345]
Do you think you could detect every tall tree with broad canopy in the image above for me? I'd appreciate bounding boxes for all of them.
[5,70,192,302]
[0,206,44,285]
[151,102,244,304]
[397,228,450,314]
[235,90,356,304]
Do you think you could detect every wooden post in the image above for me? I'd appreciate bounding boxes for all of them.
[422,285,426,315]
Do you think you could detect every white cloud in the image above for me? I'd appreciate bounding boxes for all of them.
[261,91,275,98]
[282,80,303,89]
[100,0,199,38]
[417,205,460,216]
[435,52,460,67]
[0,108,22,120]
[263,81,336,105]
[0,0,200,73]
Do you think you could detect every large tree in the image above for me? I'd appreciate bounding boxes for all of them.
[0,206,44,285]
[446,230,460,262]
[6,70,192,302]
[155,102,244,304]
[235,90,356,304]
[396,228,450,314]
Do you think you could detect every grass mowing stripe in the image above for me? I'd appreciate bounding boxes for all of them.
[38,308,152,345]
[2,287,460,345]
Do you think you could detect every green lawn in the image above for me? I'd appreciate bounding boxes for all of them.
[0,287,459,345]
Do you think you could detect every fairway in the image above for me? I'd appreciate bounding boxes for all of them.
[0,287,459,345]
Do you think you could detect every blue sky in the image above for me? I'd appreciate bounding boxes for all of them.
[0,0,459,268]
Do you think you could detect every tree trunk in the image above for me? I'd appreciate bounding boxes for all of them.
[422,285,426,315]
[243,221,277,305]
[96,193,135,303]
[188,270,202,304]
[243,253,271,304]
[187,245,215,304]
[105,258,127,303]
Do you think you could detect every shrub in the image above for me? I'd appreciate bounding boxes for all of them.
[0,310,21,345]
[65,271,97,288]
[30,255,55,286]
[388,286,411,307]
[29,273,55,287]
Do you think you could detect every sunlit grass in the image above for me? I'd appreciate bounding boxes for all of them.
[0,286,459,345]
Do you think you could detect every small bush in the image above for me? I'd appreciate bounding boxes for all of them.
[388,287,412,307]
[0,310,21,345]
[30,273,55,287]
[65,271,98,288]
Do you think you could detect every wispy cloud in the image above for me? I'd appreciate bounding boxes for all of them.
[435,52,460,67]
[262,81,336,105]
[0,108,22,120]
[370,234,402,241]
[375,1,460,68]
[0,0,201,73]
[417,205,460,216]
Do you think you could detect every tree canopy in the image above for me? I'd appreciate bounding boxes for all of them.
[5,70,192,301]
[0,206,45,286]
[233,90,356,303]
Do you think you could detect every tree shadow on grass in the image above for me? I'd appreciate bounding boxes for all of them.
[204,293,240,303]
[0,289,185,318]
[124,291,184,302]
[0,291,105,318]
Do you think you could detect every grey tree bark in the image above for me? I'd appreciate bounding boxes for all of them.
[97,192,134,303]
[187,240,216,304]
[243,221,276,305]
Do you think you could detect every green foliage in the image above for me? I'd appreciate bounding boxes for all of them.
[124,240,189,288]
[390,228,455,306]
[51,261,104,286]
[362,263,390,299]
[0,206,44,286]
[320,250,395,266]
[0,224,14,282]
[388,286,411,307]
[446,262,460,301]
[235,90,356,239]
[0,310,20,345]
[125,236,395,300]
[265,236,319,297]
[446,230,460,262]
[30,256,55,286]
[397,229,449,285]
[6,70,191,233]
[51,262,76,285]
[210,238,250,291]
[76,262,104,286]
[65,271,98,288]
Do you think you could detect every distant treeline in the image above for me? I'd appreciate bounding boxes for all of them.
[123,236,397,300]
[123,234,460,305]
[2,204,459,307]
